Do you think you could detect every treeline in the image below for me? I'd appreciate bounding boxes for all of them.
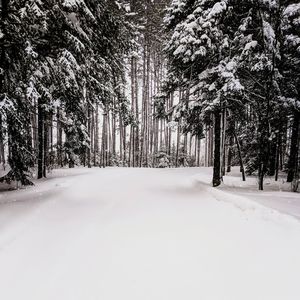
[0,0,189,185]
[0,0,136,184]
[162,0,300,190]
[0,0,299,192]
[118,0,202,169]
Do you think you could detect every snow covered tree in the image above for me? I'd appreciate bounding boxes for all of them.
[164,0,299,190]
[0,0,133,184]
[165,0,244,186]
[281,2,300,183]
[0,0,298,192]
[0,0,36,185]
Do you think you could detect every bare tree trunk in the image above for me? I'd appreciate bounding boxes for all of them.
[275,135,280,182]
[209,126,213,167]
[129,125,133,167]
[197,137,201,167]
[0,115,6,168]
[57,108,63,167]
[87,104,92,168]
[49,114,53,169]
[205,127,208,167]
[94,104,99,166]
[287,110,300,182]
[90,107,94,165]
[37,98,44,179]
[221,110,226,176]
[101,112,106,168]
[134,58,139,167]
[112,99,116,157]
[119,112,123,163]
[107,111,112,165]
[213,110,222,187]
[233,128,246,181]
[43,112,48,177]
[140,44,147,167]
[123,125,127,164]
[32,99,38,156]
[226,135,234,173]
[175,122,180,167]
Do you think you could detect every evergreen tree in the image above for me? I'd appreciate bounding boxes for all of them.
[0,0,133,184]
[164,0,298,190]
[281,2,300,183]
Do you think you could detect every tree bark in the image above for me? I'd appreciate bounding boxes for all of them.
[43,112,48,177]
[37,98,44,179]
[0,115,5,168]
[213,110,222,187]
[287,110,300,182]
[233,129,246,181]
[57,108,63,167]
[226,135,234,173]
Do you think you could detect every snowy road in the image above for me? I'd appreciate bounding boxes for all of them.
[0,168,300,300]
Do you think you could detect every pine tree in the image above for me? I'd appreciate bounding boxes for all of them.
[164,0,298,189]
[281,2,300,183]
[165,0,243,186]
[0,0,133,184]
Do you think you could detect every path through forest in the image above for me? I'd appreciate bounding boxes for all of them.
[0,168,300,300]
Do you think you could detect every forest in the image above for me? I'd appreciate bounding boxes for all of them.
[0,0,299,191]
[1,1,300,299]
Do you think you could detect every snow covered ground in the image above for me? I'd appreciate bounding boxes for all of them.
[191,167,300,220]
[0,167,300,300]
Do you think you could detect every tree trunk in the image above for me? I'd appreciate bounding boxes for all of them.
[233,129,246,181]
[275,135,280,182]
[269,141,277,177]
[287,111,300,182]
[226,135,234,173]
[175,122,180,167]
[197,137,201,167]
[258,162,264,191]
[213,110,222,187]
[57,108,63,167]
[94,104,99,166]
[87,104,92,168]
[37,98,44,179]
[0,115,5,168]
[43,112,48,177]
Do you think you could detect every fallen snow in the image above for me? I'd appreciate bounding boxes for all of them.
[191,167,300,220]
[0,167,300,300]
